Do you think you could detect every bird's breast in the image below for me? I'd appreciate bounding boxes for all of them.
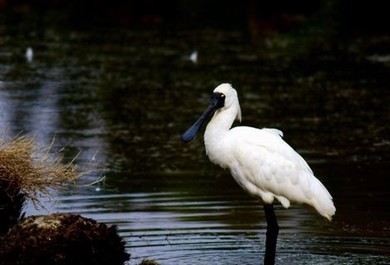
[204,139,228,168]
[204,133,231,169]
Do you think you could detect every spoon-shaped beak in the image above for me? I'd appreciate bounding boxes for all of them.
[181,92,225,142]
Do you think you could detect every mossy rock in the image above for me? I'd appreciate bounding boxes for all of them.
[139,259,160,265]
[0,213,130,265]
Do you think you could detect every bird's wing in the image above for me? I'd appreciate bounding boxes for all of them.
[261,128,283,137]
[226,126,335,220]
[227,126,317,204]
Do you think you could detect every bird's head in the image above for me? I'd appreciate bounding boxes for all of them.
[181,83,241,143]
[213,83,242,122]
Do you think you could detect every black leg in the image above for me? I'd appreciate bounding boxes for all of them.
[263,204,279,265]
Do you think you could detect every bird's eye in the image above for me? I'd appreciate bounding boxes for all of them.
[214,92,225,98]
[212,92,225,108]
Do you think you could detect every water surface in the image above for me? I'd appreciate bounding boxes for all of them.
[0,24,389,264]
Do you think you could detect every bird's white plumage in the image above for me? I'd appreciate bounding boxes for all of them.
[189,50,198,64]
[204,83,335,220]
[25,47,33,63]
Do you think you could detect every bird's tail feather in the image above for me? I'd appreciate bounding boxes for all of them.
[311,178,336,221]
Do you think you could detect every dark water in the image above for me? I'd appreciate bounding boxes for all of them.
[0,23,389,264]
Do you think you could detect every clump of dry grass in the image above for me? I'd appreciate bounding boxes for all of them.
[0,135,79,207]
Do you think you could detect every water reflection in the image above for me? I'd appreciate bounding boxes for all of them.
[0,26,389,264]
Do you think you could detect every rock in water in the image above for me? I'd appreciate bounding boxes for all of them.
[0,213,130,265]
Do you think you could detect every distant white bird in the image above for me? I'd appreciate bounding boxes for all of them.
[25,47,33,63]
[181,83,336,264]
[189,50,198,64]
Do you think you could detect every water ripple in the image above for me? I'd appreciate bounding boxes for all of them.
[25,190,390,264]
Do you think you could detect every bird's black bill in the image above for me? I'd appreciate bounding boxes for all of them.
[181,92,225,142]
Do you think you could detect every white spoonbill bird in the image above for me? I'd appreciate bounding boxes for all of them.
[181,83,335,264]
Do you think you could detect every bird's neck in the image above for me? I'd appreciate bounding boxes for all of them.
[204,107,237,166]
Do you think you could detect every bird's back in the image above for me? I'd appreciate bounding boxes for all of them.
[222,126,335,220]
